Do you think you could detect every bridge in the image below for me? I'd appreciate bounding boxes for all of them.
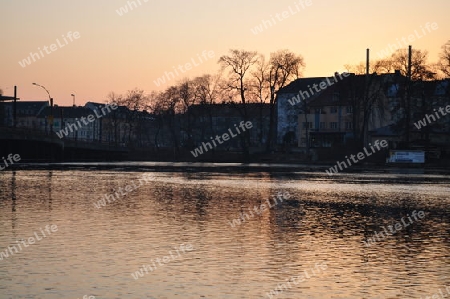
[0,127,128,162]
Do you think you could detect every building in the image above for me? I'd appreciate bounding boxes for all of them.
[187,103,271,149]
[37,106,100,140]
[276,72,411,148]
[297,73,402,148]
[0,100,49,129]
[276,77,328,145]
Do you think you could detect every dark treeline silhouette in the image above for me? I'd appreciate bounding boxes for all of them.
[1,42,449,162]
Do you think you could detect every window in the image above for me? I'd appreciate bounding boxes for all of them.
[346,106,353,113]
[320,122,326,129]
[330,122,338,129]
[345,122,352,130]
[315,108,322,114]
[332,92,340,102]
[330,106,338,114]
[387,83,399,97]
[303,122,312,129]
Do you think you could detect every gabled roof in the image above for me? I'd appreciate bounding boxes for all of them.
[85,101,131,115]
[277,77,328,94]
[288,72,412,108]
[85,102,111,109]
[307,79,354,107]
[16,101,49,116]
[278,73,372,105]
[37,106,93,119]
[0,101,48,116]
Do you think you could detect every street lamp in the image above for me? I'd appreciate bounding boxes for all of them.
[32,83,53,134]
[71,93,75,107]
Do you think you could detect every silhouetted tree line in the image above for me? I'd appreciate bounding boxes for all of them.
[106,49,305,153]
[104,42,449,151]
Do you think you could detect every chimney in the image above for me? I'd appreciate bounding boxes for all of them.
[394,70,401,76]
[366,48,369,76]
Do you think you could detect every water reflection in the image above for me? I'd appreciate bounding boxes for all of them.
[0,169,448,299]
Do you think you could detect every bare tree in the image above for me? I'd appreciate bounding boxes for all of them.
[219,49,260,159]
[344,62,367,75]
[218,49,260,105]
[391,49,436,80]
[373,58,396,74]
[265,49,305,150]
[438,40,450,78]
[346,49,435,79]
[148,91,166,149]
[177,79,197,148]
[342,74,387,147]
[117,88,149,145]
[250,54,270,104]
[250,54,270,145]
[191,74,222,143]
[161,85,182,152]
[192,74,221,105]
[105,92,123,145]
[343,58,395,146]
[345,58,395,75]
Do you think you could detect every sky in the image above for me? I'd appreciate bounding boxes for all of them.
[1,0,449,106]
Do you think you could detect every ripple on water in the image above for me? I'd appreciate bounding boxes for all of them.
[0,170,448,298]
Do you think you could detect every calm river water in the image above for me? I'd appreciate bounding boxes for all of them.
[0,165,449,299]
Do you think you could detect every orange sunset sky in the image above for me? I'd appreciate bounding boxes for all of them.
[1,0,449,106]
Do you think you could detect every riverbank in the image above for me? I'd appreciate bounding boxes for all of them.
[5,161,450,175]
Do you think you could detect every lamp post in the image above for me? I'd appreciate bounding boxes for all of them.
[32,83,53,134]
[71,93,75,107]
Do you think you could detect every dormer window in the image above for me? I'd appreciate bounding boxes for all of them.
[332,92,340,102]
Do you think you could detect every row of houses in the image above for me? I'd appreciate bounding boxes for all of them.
[1,71,449,154]
[277,71,450,152]
[0,101,132,144]
[0,100,271,149]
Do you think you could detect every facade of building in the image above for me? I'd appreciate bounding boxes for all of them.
[0,101,48,129]
[187,103,271,149]
[276,72,410,148]
[85,102,128,144]
[276,77,328,145]
[292,74,450,152]
[37,106,99,140]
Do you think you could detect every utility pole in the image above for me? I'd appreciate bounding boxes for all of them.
[60,107,64,130]
[32,83,53,135]
[50,98,54,135]
[366,49,369,76]
[362,48,370,147]
[13,86,17,128]
[405,45,412,148]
